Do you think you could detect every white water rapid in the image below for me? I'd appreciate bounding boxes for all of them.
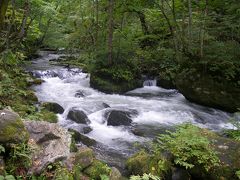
[28,52,233,169]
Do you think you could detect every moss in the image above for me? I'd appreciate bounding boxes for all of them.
[83,160,111,180]
[74,148,94,169]
[126,150,171,177]
[90,74,142,94]
[26,109,58,123]
[70,138,78,153]
[0,118,29,144]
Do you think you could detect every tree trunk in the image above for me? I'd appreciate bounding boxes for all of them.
[95,0,99,47]
[200,0,208,58]
[108,0,114,65]
[137,12,149,35]
[18,0,30,42]
[188,0,192,48]
[0,0,9,29]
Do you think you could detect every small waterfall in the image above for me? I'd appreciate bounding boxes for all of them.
[143,79,157,87]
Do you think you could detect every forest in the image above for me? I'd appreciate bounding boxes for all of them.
[0,0,240,179]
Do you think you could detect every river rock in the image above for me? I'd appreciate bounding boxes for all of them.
[83,126,93,134]
[171,167,191,180]
[106,110,133,126]
[0,109,29,144]
[102,103,110,108]
[42,102,64,114]
[90,73,143,94]
[24,121,71,174]
[110,167,122,180]
[69,129,96,146]
[67,109,90,124]
[75,90,85,98]
[176,72,240,112]
[189,130,240,180]
[74,147,94,169]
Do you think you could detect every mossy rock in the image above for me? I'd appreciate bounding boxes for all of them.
[0,109,29,144]
[126,150,171,177]
[90,74,143,94]
[176,72,240,112]
[74,147,94,169]
[42,102,64,114]
[68,129,96,146]
[190,129,240,180]
[83,160,111,180]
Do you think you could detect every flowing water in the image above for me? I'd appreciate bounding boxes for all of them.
[27,52,233,170]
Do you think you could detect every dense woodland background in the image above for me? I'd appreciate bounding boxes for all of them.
[0,0,240,112]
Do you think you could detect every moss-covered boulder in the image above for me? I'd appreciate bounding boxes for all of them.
[42,102,64,114]
[83,160,111,180]
[0,109,29,144]
[90,74,143,94]
[74,147,94,169]
[176,72,240,112]
[126,150,171,177]
[190,129,240,180]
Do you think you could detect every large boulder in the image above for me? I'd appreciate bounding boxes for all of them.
[67,109,90,124]
[189,130,240,180]
[176,73,240,112]
[0,109,29,144]
[42,102,64,114]
[90,74,143,94]
[24,121,72,174]
[105,110,133,126]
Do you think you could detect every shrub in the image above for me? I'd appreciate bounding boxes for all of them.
[130,173,160,180]
[155,123,220,172]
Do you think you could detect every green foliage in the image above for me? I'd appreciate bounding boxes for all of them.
[126,150,171,177]
[130,173,160,180]
[155,124,220,172]
[236,170,240,179]
[225,113,240,141]
[84,160,111,180]
[0,145,5,154]
[0,175,16,180]
[6,143,32,174]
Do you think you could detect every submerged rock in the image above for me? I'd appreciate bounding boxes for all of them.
[105,110,133,126]
[75,90,85,98]
[0,109,29,144]
[24,121,71,174]
[102,103,110,108]
[67,109,90,124]
[42,102,64,114]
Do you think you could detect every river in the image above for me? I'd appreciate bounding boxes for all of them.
[26,51,232,170]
